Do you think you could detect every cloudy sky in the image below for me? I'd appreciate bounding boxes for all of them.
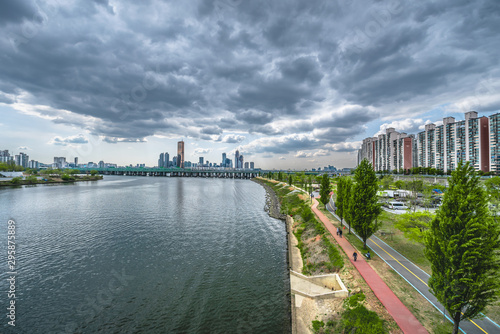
[1,0,499,169]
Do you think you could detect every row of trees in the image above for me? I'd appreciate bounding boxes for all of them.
[379,166,498,176]
[335,159,382,248]
[264,171,319,197]
[0,161,24,172]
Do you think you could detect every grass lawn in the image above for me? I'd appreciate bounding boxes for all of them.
[376,210,431,273]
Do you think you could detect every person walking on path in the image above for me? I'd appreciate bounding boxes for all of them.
[339,229,343,238]
[336,227,339,236]
[353,251,358,261]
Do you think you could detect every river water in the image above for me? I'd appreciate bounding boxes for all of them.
[0,176,290,333]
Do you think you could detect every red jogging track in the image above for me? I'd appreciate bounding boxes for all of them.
[311,198,428,334]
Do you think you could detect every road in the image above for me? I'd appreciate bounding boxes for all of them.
[326,197,500,334]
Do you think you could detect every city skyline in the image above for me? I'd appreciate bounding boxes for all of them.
[1,1,500,169]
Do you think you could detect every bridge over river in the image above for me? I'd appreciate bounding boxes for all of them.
[77,167,260,179]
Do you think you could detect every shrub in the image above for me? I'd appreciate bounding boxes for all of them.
[312,320,324,332]
[323,236,344,270]
[340,292,387,334]
[25,175,38,184]
[341,305,386,334]
[10,177,22,184]
[61,174,74,181]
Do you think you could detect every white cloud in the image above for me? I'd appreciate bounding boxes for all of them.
[49,134,89,146]
[325,141,362,152]
[295,151,312,158]
[220,134,246,143]
[313,149,329,157]
[194,148,212,155]
[375,118,427,136]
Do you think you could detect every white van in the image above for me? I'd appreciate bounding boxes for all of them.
[388,201,408,210]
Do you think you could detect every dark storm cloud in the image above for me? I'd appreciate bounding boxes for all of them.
[1,0,499,156]
[0,1,39,26]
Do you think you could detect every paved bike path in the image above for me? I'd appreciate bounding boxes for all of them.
[311,198,428,334]
[325,197,500,334]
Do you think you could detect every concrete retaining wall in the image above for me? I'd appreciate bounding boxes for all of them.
[290,271,349,299]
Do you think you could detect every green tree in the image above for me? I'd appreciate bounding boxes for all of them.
[335,177,346,226]
[61,174,74,181]
[350,159,381,248]
[394,211,434,243]
[425,162,500,334]
[288,174,292,186]
[25,175,38,184]
[319,174,331,209]
[379,175,394,190]
[485,176,500,203]
[394,180,404,189]
[90,170,98,176]
[344,177,353,234]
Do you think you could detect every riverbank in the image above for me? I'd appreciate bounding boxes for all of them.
[252,178,287,220]
[257,177,402,333]
[0,175,103,187]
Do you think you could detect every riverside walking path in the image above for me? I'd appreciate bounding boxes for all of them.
[311,197,428,334]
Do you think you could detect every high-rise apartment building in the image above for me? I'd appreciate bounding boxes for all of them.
[177,141,184,168]
[250,162,254,169]
[358,111,494,173]
[490,113,500,173]
[53,156,66,169]
[0,150,13,163]
[359,128,414,172]
[15,152,30,168]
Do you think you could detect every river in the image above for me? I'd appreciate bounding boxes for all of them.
[0,176,290,333]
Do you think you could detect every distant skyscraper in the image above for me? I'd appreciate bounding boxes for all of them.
[199,157,204,166]
[164,152,169,168]
[177,141,184,168]
[158,152,165,168]
[239,155,244,169]
[28,160,39,169]
[250,162,254,169]
[53,156,66,169]
[74,157,78,166]
[99,160,105,168]
[15,153,29,168]
[244,162,249,169]
[235,150,240,168]
[172,156,177,167]
[0,150,12,163]
[222,153,226,166]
